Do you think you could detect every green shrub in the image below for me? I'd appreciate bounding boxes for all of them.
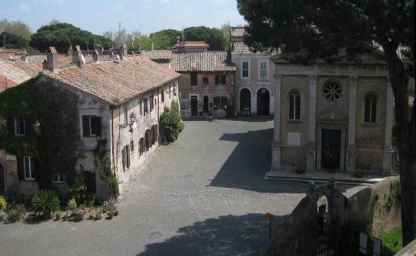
[103,200,118,219]
[31,191,60,218]
[67,198,77,211]
[160,101,184,143]
[69,175,88,203]
[0,196,7,211]
[6,205,26,223]
[381,227,403,253]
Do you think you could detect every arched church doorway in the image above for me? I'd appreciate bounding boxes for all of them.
[257,88,270,116]
[240,88,251,116]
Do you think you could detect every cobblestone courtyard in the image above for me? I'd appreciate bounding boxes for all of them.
[0,119,309,256]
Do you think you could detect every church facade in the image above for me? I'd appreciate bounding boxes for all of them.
[271,55,395,175]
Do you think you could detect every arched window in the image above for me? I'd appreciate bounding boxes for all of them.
[289,90,301,120]
[364,93,378,123]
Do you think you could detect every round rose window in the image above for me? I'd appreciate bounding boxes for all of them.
[323,81,342,102]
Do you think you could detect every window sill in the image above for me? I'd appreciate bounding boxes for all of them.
[362,122,379,127]
[24,178,36,182]
[288,120,304,124]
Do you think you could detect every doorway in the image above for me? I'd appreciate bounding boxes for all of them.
[203,96,209,113]
[240,89,251,116]
[321,129,342,170]
[257,88,270,116]
[191,96,198,116]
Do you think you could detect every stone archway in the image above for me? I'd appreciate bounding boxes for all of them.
[240,88,251,116]
[0,163,4,194]
[257,88,270,116]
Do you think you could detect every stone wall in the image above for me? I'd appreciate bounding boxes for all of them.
[179,72,235,118]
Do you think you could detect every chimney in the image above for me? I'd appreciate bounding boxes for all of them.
[46,46,58,72]
[92,49,99,62]
[73,45,85,67]
[67,45,73,56]
[119,44,127,60]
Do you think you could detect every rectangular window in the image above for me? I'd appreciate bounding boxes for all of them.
[144,98,149,115]
[289,92,301,121]
[130,140,134,152]
[150,95,154,112]
[191,72,198,86]
[52,172,64,183]
[259,61,268,80]
[215,74,226,85]
[122,145,130,171]
[213,96,228,109]
[82,116,102,137]
[161,90,165,103]
[139,138,145,156]
[241,61,249,79]
[14,118,26,136]
[23,156,35,180]
[139,100,143,116]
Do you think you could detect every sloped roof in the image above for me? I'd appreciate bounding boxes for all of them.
[0,59,42,92]
[43,55,180,106]
[143,50,173,60]
[172,52,236,72]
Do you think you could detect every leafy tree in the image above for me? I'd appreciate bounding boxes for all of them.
[0,32,29,49]
[160,101,184,143]
[0,19,31,41]
[238,0,415,244]
[150,29,181,50]
[30,23,112,53]
[184,26,227,50]
[132,35,153,51]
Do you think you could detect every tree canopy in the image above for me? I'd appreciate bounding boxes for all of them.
[30,23,112,53]
[0,19,31,41]
[0,32,29,49]
[184,26,227,50]
[238,0,415,245]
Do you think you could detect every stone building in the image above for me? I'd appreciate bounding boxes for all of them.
[231,26,276,116]
[0,46,180,198]
[270,53,395,175]
[172,52,237,118]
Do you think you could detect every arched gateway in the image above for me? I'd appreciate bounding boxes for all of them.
[257,88,270,116]
[240,88,251,116]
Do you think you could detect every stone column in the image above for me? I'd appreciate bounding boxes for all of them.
[306,75,318,172]
[383,82,394,174]
[346,76,358,172]
[272,75,282,171]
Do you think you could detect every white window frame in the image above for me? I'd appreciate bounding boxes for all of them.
[258,60,269,81]
[14,118,26,136]
[82,115,100,137]
[241,60,250,79]
[23,156,35,181]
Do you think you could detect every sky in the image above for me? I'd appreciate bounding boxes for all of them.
[0,0,246,35]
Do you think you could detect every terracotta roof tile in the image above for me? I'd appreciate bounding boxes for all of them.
[44,55,180,105]
[172,52,236,72]
[0,59,41,92]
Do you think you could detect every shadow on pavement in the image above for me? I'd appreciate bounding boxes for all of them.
[209,128,307,193]
[137,213,288,256]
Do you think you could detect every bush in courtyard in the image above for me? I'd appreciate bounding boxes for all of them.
[160,101,184,143]
[0,196,7,211]
[6,205,26,223]
[31,191,60,218]
[103,200,118,219]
